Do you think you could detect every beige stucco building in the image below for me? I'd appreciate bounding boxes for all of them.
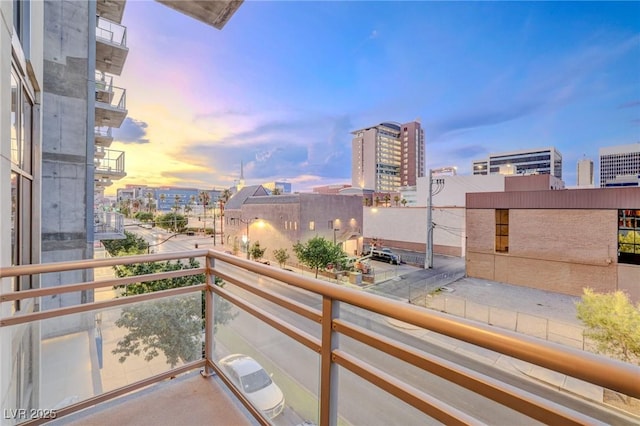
[224,187,364,262]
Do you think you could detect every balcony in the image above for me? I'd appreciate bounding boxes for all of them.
[96,0,126,24]
[95,75,127,128]
[0,250,638,426]
[156,0,244,30]
[95,126,114,147]
[94,148,126,181]
[93,211,125,240]
[96,16,129,76]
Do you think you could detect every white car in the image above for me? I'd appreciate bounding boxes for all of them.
[219,354,285,419]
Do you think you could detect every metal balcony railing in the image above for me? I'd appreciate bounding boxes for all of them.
[93,211,125,239]
[1,250,638,426]
[96,16,127,48]
[94,148,125,177]
[95,83,126,112]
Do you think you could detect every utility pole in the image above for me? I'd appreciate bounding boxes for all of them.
[425,169,433,269]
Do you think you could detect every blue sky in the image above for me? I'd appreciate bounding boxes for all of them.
[110,1,640,194]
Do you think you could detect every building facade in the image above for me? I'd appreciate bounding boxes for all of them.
[472,147,563,179]
[225,188,363,260]
[364,175,507,257]
[599,142,640,187]
[465,187,640,301]
[576,157,595,187]
[351,121,425,192]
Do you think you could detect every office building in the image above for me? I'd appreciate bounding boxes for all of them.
[599,142,640,187]
[472,147,563,179]
[351,120,425,192]
[576,157,595,187]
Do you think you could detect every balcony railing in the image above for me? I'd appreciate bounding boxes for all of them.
[93,211,125,240]
[1,250,638,426]
[96,16,127,48]
[94,82,127,128]
[94,126,113,147]
[95,16,129,76]
[94,148,125,175]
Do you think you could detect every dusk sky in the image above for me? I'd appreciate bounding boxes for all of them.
[110,1,640,194]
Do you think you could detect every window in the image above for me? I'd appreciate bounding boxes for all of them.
[328,220,333,230]
[618,210,640,265]
[309,221,315,231]
[10,66,35,312]
[495,209,509,253]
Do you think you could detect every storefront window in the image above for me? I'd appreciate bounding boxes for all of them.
[619,210,640,265]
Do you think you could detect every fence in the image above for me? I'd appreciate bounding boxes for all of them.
[421,293,590,351]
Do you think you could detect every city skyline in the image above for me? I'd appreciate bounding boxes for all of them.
[110,1,639,194]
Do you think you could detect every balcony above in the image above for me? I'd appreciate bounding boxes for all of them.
[95,84,127,128]
[95,148,126,181]
[94,211,125,240]
[97,0,127,24]
[156,0,244,30]
[96,16,129,75]
[95,126,114,147]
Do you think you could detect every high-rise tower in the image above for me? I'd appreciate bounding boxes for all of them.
[351,120,425,192]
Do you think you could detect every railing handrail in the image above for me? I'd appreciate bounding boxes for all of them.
[1,248,639,425]
[209,250,640,398]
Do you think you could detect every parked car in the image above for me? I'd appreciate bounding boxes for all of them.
[366,248,400,264]
[219,354,285,419]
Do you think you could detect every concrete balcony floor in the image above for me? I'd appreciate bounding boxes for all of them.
[54,371,254,426]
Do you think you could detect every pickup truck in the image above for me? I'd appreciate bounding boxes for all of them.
[365,248,400,265]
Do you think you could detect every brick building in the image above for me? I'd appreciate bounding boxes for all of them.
[465,187,640,301]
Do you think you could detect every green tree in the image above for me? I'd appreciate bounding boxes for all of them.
[293,236,346,278]
[249,241,266,261]
[272,187,282,195]
[576,288,640,364]
[384,193,391,207]
[111,256,237,367]
[134,211,154,223]
[155,212,187,232]
[394,195,400,206]
[273,248,290,268]
[401,198,408,207]
[102,230,148,256]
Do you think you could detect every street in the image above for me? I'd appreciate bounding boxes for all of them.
[117,225,637,425]
[213,264,637,426]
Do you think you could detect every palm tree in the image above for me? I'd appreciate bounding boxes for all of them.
[272,187,282,195]
[173,194,181,213]
[401,198,408,207]
[219,189,233,245]
[199,191,210,236]
[145,191,154,213]
[159,193,166,211]
[384,193,391,207]
[394,195,400,206]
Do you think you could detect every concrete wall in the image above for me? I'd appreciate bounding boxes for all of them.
[416,174,505,207]
[363,206,465,256]
[40,0,94,336]
[466,209,619,296]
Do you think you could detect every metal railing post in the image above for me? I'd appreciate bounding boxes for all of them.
[202,254,215,376]
[319,296,339,426]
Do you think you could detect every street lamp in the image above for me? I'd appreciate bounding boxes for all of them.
[239,217,259,259]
